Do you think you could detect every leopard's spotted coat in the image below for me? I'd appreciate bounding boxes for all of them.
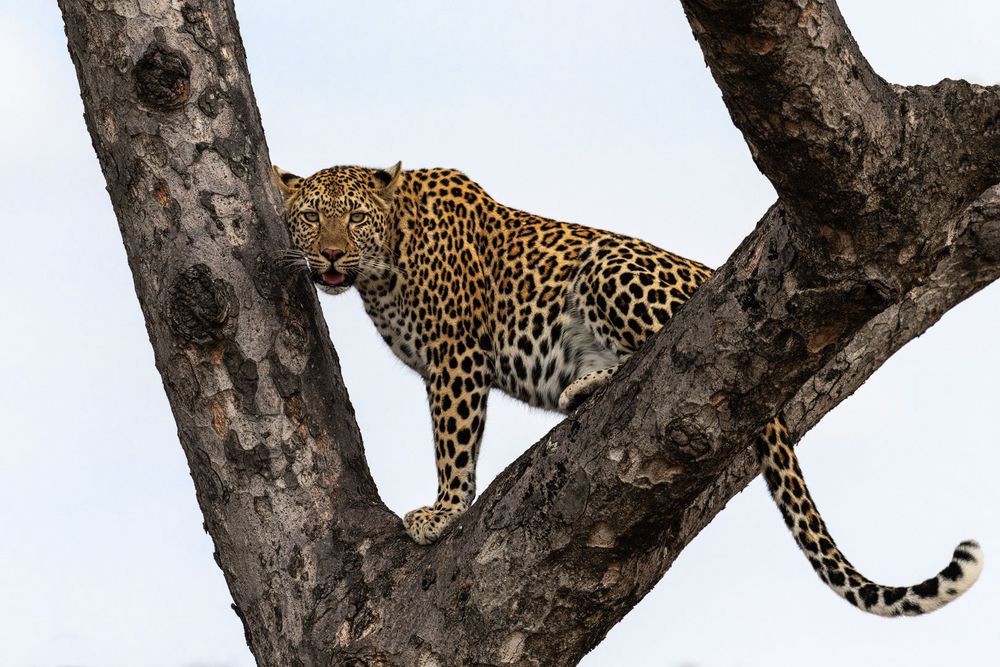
[272,163,982,616]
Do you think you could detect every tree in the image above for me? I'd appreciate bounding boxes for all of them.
[59,0,999,664]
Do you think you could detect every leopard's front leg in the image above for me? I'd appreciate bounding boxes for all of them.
[403,364,490,545]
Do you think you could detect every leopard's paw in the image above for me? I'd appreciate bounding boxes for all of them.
[557,383,589,412]
[558,376,600,412]
[558,367,619,412]
[403,505,462,545]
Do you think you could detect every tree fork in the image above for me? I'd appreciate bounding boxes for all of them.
[61,0,1000,664]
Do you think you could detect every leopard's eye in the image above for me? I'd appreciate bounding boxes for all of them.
[349,211,367,224]
[302,211,320,223]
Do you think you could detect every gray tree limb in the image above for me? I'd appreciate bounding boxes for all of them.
[59,0,999,665]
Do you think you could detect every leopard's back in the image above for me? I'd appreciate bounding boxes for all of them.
[377,173,710,409]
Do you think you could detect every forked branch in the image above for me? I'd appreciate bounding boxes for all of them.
[59,0,998,664]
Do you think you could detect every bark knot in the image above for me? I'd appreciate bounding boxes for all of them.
[168,264,234,344]
[134,45,191,111]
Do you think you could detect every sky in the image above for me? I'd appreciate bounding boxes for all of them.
[0,1,997,665]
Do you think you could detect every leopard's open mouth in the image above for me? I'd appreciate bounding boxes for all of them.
[314,269,354,289]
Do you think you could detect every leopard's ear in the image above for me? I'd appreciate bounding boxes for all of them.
[272,165,304,207]
[375,161,403,197]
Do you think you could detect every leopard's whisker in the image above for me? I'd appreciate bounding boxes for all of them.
[359,257,406,278]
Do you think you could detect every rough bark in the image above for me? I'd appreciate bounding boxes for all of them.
[60,1,999,665]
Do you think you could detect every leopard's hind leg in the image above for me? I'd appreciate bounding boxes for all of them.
[558,364,622,412]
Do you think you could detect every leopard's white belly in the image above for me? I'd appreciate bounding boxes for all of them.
[491,294,618,411]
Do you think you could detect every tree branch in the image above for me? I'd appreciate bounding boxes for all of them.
[680,0,900,222]
[680,0,1000,234]
[60,1,395,661]
[786,184,1000,436]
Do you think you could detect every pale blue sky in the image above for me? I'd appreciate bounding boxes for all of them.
[0,1,997,665]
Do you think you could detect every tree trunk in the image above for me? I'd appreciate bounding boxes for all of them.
[59,0,1000,665]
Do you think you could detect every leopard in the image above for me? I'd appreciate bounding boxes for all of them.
[271,162,983,617]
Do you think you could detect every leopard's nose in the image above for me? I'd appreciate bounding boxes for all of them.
[320,248,345,264]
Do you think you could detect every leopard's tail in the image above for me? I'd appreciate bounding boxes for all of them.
[757,418,983,617]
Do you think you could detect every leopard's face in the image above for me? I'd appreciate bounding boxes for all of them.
[272,163,403,295]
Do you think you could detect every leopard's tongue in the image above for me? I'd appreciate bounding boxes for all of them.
[321,271,345,286]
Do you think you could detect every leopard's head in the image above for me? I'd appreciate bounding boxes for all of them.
[272,163,403,295]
